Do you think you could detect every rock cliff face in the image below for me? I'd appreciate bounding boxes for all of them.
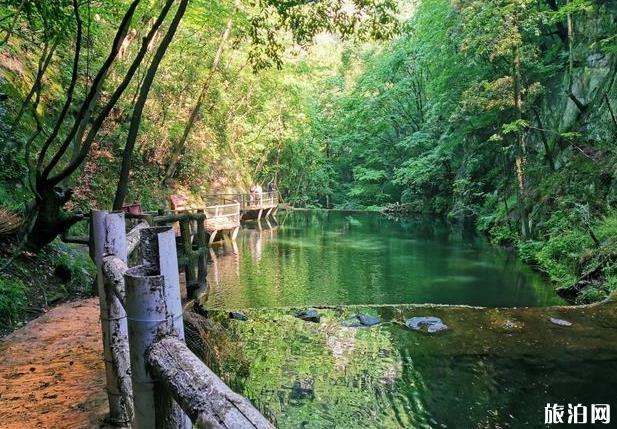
[540,9,616,161]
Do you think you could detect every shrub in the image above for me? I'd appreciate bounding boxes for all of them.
[0,275,26,326]
[533,228,591,285]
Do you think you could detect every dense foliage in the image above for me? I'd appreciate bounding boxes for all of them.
[270,0,617,301]
[1,0,617,308]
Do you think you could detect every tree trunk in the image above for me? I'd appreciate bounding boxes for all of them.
[26,186,83,250]
[21,1,142,251]
[512,46,530,238]
[162,18,233,185]
[112,0,189,210]
[0,0,26,46]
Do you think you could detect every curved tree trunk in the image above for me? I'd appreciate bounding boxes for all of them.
[113,0,190,210]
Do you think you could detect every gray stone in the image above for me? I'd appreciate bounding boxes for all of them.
[550,317,572,327]
[295,309,320,323]
[229,311,248,321]
[587,53,608,68]
[342,314,380,327]
[357,314,380,326]
[406,316,448,333]
[341,317,362,328]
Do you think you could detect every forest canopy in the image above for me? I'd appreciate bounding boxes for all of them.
[1,0,617,303]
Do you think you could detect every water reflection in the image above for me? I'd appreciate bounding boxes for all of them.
[205,211,564,309]
[201,304,617,429]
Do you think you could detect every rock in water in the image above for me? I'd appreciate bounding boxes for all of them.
[357,314,380,326]
[341,317,362,328]
[549,317,572,327]
[290,379,314,400]
[295,309,320,323]
[229,311,248,321]
[587,52,608,68]
[406,316,448,333]
[342,314,381,327]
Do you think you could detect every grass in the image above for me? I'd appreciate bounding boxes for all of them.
[0,275,27,327]
[0,239,95,335]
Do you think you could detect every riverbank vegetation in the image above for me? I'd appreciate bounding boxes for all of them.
[0,0,616,328]
[272,0,617,303]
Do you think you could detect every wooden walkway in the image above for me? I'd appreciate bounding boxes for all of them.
[169,192,279,244]
[204,191,279,220]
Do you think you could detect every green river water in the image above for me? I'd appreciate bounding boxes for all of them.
[196,211,617,428]
[206,210,564,309]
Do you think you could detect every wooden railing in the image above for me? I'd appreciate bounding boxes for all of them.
[203,191,279,213]
[93,210,273,429]
[170,195,241,242]
[125,210,208,295]
[204,202,241,232]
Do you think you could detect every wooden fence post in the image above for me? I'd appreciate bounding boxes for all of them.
[91,210,133,426]
[124,226,190,429]
[196,211,207,291]
[179,217,196,292]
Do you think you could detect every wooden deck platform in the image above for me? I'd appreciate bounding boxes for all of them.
[170,195,241,244]
[204,192,279,220]
[168,192,279,244]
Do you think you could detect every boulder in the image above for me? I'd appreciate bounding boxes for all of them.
[405,316,448,333]
[229,311,249,321]
[294,309,320,323]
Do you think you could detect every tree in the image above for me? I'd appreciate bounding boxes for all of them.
[16,0,179,250]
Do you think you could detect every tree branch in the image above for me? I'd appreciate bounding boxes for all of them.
[113,0,190,209]
[40,0,142,183]
[36,0,83,174]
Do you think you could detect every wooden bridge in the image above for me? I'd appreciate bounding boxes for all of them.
[203,191,279,220]
[169,192,279,243]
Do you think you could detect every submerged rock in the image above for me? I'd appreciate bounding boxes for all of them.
[501,319,523,331]
[550,317,572,327]
[229,311,248,321]
[587,52,608,68]
[343,314,381,327]
[290,379,315,400]
[294,309,320,323]
[341,317,362,328]
[357,314,380,326]
[405,316,448,333]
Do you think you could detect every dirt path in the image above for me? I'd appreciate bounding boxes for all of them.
[0,298,108,429]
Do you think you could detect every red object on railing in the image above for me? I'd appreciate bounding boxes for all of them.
[169,194,188,211]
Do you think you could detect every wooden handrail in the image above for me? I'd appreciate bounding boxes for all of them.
[147,337,274,429]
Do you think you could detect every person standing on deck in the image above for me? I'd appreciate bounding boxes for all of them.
[267,179,277,193]
[255,183,263,206]
[249,183,256,206]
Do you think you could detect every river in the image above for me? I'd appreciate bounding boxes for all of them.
[205,210,563,308]
[192,210,617,428]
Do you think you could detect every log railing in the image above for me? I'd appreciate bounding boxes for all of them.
[93,210,272,429]
[125,210,208,295]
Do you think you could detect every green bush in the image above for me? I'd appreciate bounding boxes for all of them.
[0,275,27,326]
[578,287,606,304]
[47,242,95,295]
[534,228,591,286]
